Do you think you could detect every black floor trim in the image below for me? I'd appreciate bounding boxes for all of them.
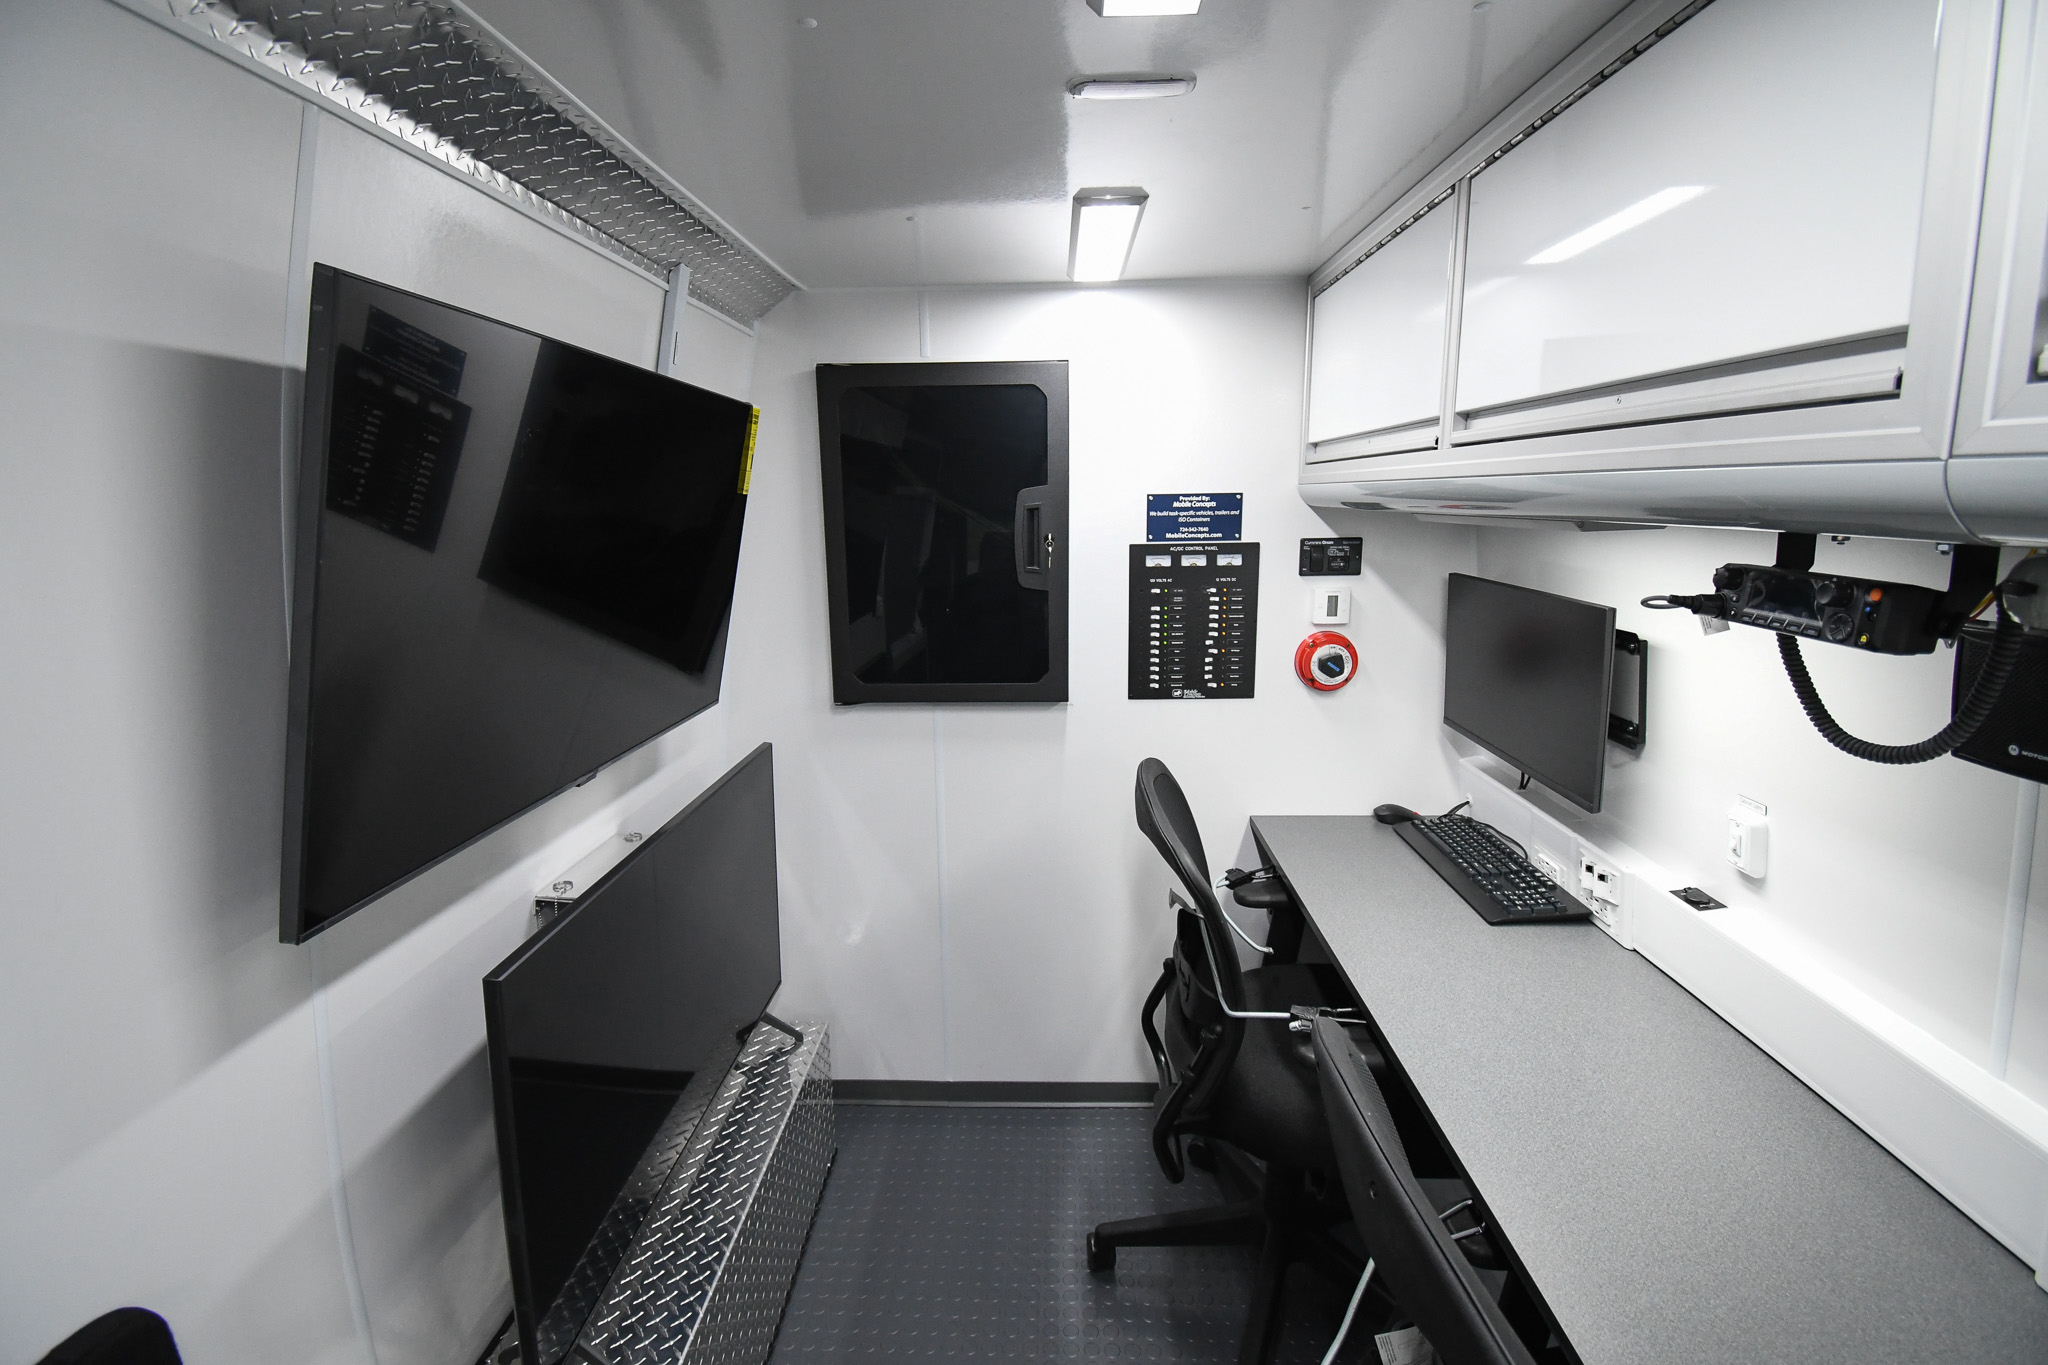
[832,1079,1156,1105]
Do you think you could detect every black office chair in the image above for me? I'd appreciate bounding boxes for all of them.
[1311,1015,1539,1365]
[1215,860,1309,964]
[1087,758,1375,1364]
[35,1309,182,1365]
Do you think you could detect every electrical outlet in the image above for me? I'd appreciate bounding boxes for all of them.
[1727,805,1768,878]
[1531,849,1568,886]
[1579,855,1621,906]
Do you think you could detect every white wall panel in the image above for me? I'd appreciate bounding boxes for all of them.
[1458,0,1939,410]
[0,4,300,365]
[2009,813,2048,1101]
[0,6,763,1363]
[1308,203,1455,444]
[0,4,357,1360]
[672,301,760,401]
[1472,527,2044,1095]
[720,290,950,1082]
[303,116,665,370]
[739,283,1477,1081]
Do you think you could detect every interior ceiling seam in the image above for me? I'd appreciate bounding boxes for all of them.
[136,0,799,325]
[1312,0,1719,299]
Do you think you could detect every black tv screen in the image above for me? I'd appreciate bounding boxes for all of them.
[1443,574,1616,812]
[483,743,782,1365]
[281,265,757,942]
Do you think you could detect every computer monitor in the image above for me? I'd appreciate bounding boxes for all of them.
[483,743,782,1365]
[1443,574,1616,812]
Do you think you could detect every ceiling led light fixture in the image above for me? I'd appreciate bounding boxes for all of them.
[1069,75,1195,100]
[1087,0,1202,15]
[1526,186,1709,264]
[1069,187,1149,282]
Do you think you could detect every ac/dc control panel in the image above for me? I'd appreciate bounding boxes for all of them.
[1128,543,1260,699]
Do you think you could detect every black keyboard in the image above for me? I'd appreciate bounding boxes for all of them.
[1393,816,1593,925]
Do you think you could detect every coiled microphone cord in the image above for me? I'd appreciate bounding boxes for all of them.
[1776,607,2024,765]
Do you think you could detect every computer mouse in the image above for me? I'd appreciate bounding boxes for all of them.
[1373,804,1419,825]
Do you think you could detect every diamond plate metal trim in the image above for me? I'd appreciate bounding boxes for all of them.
[671,1044,834,1365]
[130,0,798,325]
[529,1037,745,1364]
[574,1023,833,1365]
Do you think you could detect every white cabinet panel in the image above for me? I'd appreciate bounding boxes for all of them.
[1457,0,1939,415]
[1307,201,1453,448]
[1951,0,2048,544]
[1954,0,2048,472]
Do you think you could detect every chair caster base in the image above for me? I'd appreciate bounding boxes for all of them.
[1086,1231,1116,1273]
[1187,1138,1216,1172]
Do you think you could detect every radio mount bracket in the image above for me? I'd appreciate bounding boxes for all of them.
[1774,531,1817,573]
[1935,544,2001,640]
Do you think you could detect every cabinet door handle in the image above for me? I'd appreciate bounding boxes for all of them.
[1014,485,1052,591]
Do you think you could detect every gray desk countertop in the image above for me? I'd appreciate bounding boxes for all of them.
[1252,815,2048,1365]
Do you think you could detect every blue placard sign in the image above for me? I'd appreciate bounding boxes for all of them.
[1147,493,1243,542]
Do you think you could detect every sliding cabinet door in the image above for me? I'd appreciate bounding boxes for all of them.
[1454,0,1941,440]
[1306,199,1457,461]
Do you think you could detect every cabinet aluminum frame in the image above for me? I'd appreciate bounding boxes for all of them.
[1300,0,2005,538]
[1950,0,2048,545]
[814,360,1071,705]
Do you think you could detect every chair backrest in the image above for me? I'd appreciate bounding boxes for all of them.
[1311,1016,1538,1365]
[1133,758,1245,1010]
[1133,759,1255,1166]
[36,1309,181,1365]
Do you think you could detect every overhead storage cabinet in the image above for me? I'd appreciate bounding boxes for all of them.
[1306,201,1455,460]
[1952,0,2048,545]
[1301,0,2018,541]
[1456,0,1933,432]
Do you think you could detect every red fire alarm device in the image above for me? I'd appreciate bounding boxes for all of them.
[1295,632,1357,690]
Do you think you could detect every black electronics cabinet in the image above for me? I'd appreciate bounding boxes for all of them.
[1953,623,2048,781]
[815,362,1069,703]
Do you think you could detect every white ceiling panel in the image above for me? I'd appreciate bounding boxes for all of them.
[464,0,1635,289]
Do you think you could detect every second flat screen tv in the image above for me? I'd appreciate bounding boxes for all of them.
[282,266,759,941]
[1443,574,1616,812]
[484,743,782,1365]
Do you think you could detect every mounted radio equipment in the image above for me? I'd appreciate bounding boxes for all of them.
[1644,534,2042,767]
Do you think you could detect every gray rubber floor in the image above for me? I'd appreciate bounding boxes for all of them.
[766,1104,1359,1363]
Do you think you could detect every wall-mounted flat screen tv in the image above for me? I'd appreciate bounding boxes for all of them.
[281,265,758,942]
[484,743,782,1365]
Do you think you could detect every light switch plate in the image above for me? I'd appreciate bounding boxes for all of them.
[1726,806,1768,878]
